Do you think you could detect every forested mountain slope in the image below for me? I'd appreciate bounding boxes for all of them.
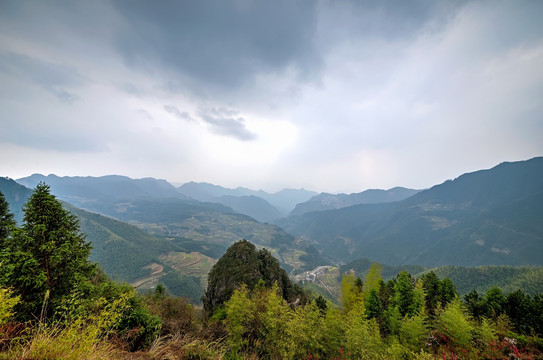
[1,178,323,302]
[14,175,324,272]
[278,157,543,266]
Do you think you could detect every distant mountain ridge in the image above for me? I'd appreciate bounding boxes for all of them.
[289,187,421,216]
[17,174,188,205]
[16,175,317,223]
[177,181,318,213]
[277,157,543,267]
[177,181,318,222]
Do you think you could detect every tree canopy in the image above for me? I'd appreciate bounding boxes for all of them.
[203,239,306,316]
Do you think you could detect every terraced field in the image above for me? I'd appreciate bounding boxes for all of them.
[131,263,164,289]
[159,251,217,288]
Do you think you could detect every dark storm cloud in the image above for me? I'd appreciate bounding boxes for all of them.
[110,0,320,89]
[0,52,83,103]
[198,107,257,141]
[164,105,194,122]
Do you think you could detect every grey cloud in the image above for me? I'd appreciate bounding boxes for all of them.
[199,107,257,141]
[164,105,194,121]
[315,0,467,46]
[138,109,153,121]
[2,122,108,153]
[111,0,320,89]
[42,86,81,104]
[117,82,149,97]
[0,51,83,103]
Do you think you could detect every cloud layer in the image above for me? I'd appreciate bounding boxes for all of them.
[1,0,542,192]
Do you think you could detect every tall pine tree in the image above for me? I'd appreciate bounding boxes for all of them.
[1,183,95,319]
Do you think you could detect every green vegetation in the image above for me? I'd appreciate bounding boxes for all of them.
[2,170,543,359]
[203,240,307,316]
[342,258,543,296]
[0,183,96,319]
[210,267,543,359]
[1,192,542,359]
[428,265,543,296]
[1,176,325,302]
[278,157,543,266]
[0,184,161,355]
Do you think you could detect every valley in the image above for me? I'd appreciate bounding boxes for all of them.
[2,156,543,303]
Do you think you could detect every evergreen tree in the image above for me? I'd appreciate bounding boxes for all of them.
[439,277,457,306]
[365,288,382,321]
[0,191,15,245]
[394,271,415,317]
[504,289,531,334]
[463,289,487,320]
[1,183,95,319]
[484,286,506,318]
[421,271,441,315]
[315,295,328,315]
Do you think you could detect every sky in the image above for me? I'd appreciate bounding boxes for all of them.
[1,0,542,193]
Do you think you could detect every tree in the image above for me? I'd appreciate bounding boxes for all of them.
[315,295,328,314]
[0,191,16,290]
[340,272,362,313]
[362,263,382,302]
[439,277,457,306]
[1,183,95,319]
[504,289,531,334]
[421,271,441,316]
[437,298,474,351]
[203,240,305,316]
[365,288,382,321]
[463,289,486,320]
[484,286,506,318]
[394,271,415,317]
[0,191,15,246]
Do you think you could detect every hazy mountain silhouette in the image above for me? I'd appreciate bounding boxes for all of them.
[177,181,317,220]
[289,187,420,216]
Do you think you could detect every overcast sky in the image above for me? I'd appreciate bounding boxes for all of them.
[1,0,542,193]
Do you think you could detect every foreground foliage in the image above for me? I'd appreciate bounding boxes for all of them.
[1,186,542,359]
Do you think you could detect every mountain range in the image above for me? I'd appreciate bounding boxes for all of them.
[3,156,543,301]
[177,182,317,222]
[277,157,543,267]
[1,176,326,301]
[289,187,421,216]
